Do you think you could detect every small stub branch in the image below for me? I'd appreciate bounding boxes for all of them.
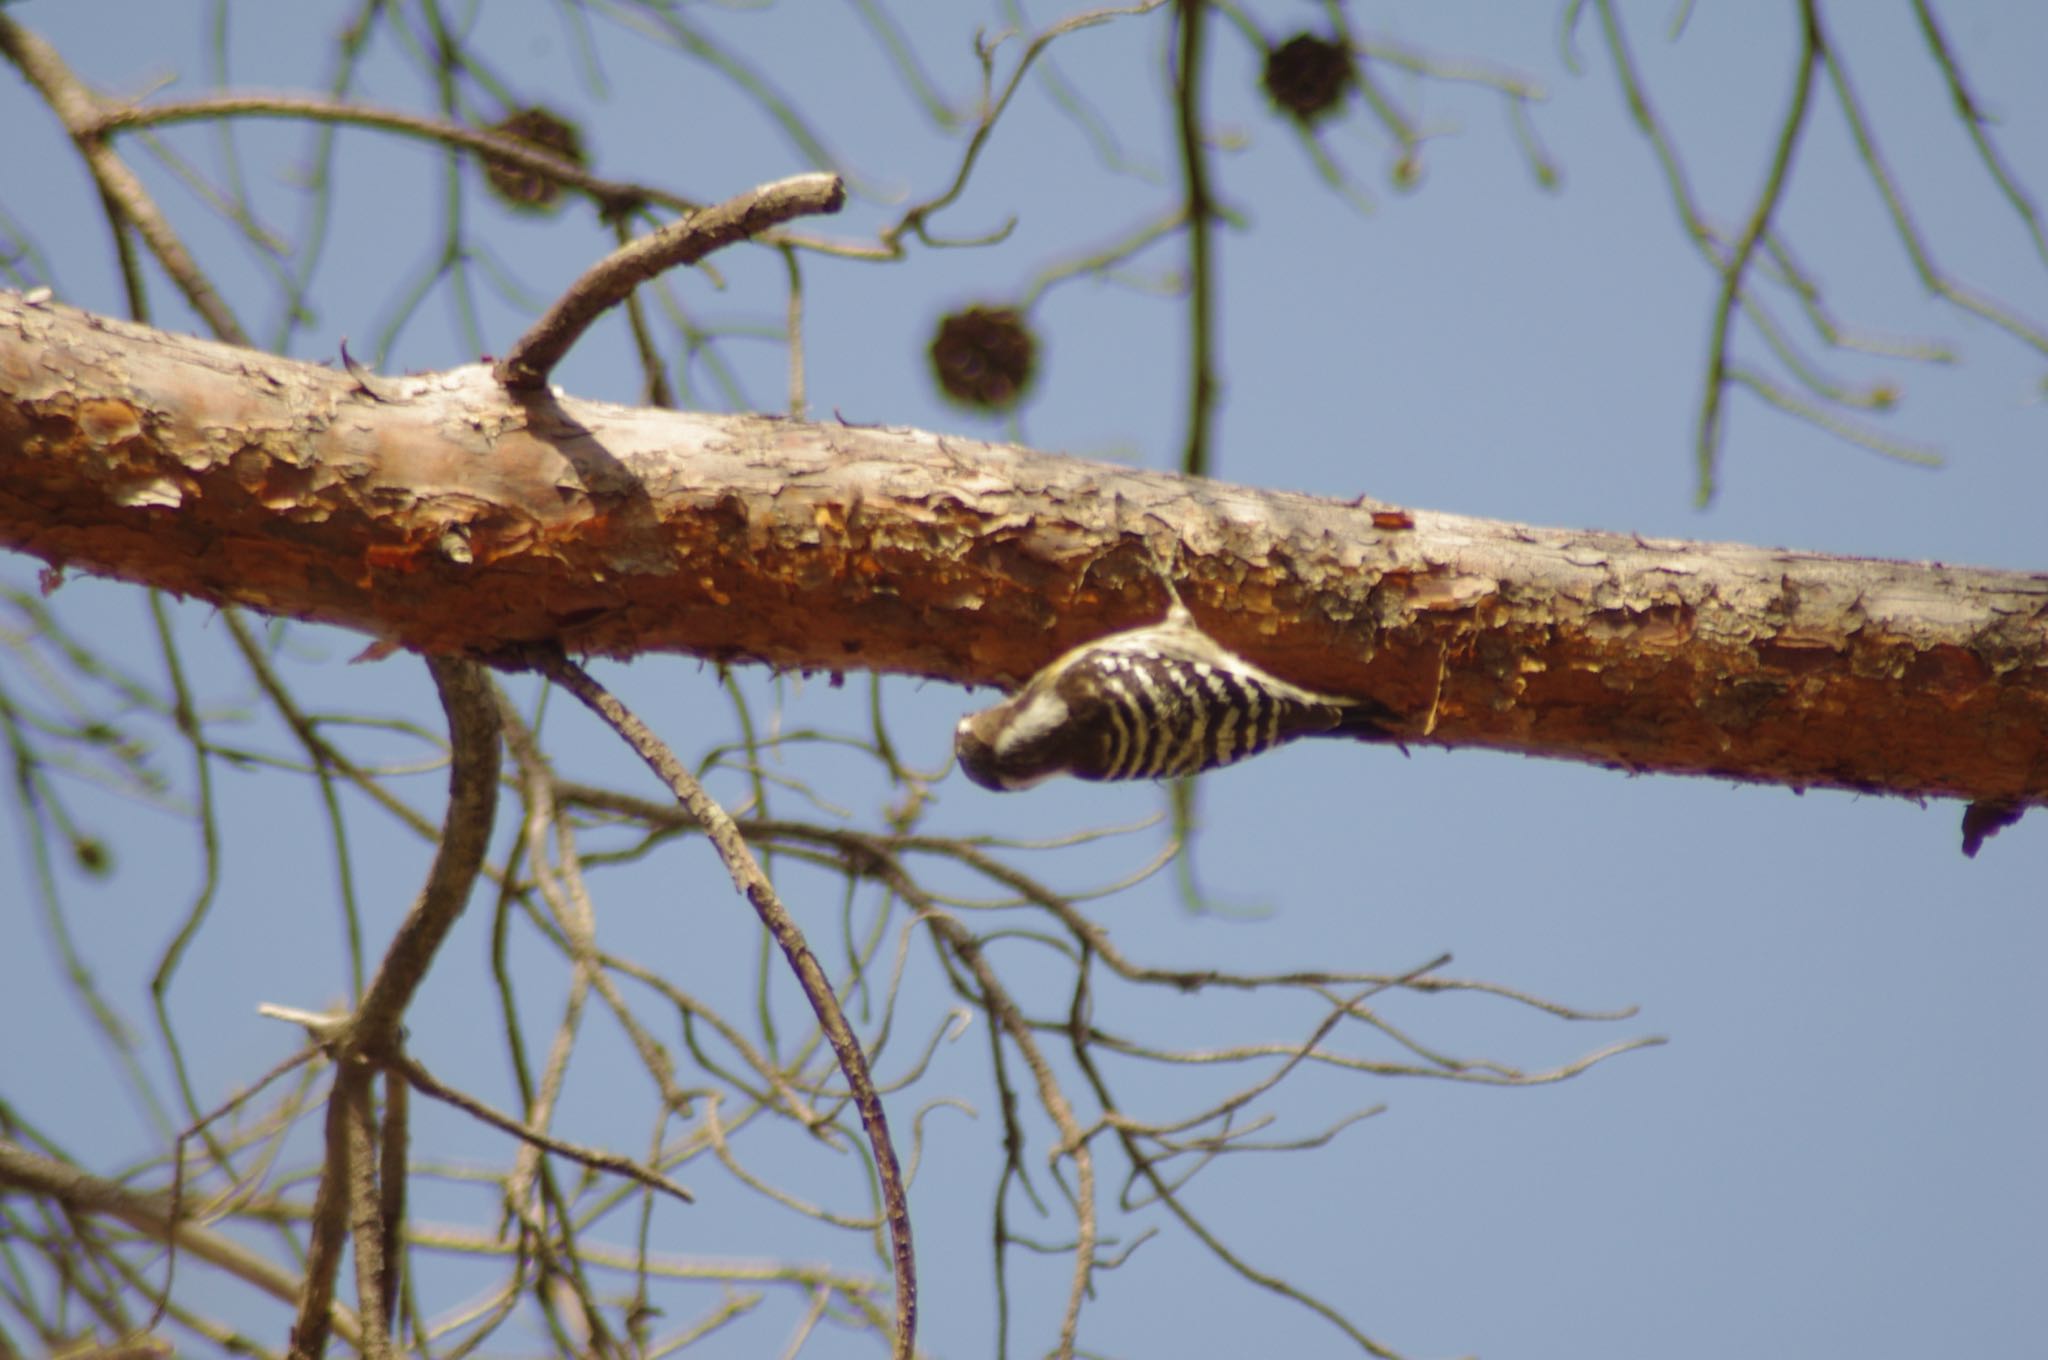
[495,171,846,391]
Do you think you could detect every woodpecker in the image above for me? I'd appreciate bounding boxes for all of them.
[954,584,1396,791]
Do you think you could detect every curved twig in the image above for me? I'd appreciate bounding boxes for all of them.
[495,173,846,391]
[397,1053,694,1207]
[513,648,917,1360]
[289,656,501,1360]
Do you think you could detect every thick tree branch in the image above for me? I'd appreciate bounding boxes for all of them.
[5,293,2048,805]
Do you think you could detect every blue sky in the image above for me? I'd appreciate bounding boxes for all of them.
[3,3,2046,1358]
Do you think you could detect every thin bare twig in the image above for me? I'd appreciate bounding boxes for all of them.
[89,91,654,214]
[288,1064,361,1360]
[1695,1,1820,504]
[1069,1021,1406,1360]
[0,15,248,345]
[927,914,1096,1360]
[396,1053,696,1207]
[1814,5,2048,355]
[511,648,917,1360]
[376,1073,406,1334]
[159,1044,322,1334]
[0,1139,364,1347]
[340,1069,391,1360]
[878,3,1169,257]
[1910,0,2048,270]
[1171,0,1218,480]
[496,173,846,390]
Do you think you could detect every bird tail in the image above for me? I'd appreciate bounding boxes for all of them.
[1331,699,1403,745]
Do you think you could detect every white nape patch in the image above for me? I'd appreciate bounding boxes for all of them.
[995,689,1070,754]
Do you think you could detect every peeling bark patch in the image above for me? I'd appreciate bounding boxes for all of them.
[255,457,319,510]
[1407,572,1497,611]
[77,399,143,444]
[110,475,184,509]
[1587,604,1693,648]
[1901,643,1990,693]
[1755,636,1843,675]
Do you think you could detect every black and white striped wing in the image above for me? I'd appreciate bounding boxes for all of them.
[952,603,1398,790]
[1052,648,1349,781]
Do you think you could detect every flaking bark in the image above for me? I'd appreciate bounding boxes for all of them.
[5,292,2047,805]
